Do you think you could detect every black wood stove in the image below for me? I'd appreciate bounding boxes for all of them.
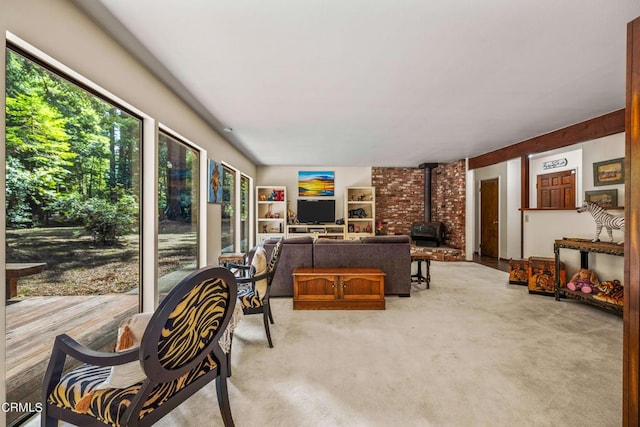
[411,221,446,247]
[413,162,445,247]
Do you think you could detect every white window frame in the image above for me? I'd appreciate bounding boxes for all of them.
[221,161,254,252]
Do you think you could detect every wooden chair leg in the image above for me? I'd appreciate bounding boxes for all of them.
[263,309,273,348]
[228,332,235,377]
[216,374,235,427]
[267,302,275,324]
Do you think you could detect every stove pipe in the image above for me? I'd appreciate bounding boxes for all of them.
[419,162,439,222]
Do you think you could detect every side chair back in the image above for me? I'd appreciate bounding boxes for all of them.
[237,239,282,347]
[42,266,238,427]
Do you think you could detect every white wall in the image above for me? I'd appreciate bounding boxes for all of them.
[506,158,522,259]
[472,162,509,259]
[523,133,625,278]
[583,133,626,202]
[470,132,626,283]
[1,0,258,412]
[522,210,624,281]
[529,147,583,207]
[257,166,371,221]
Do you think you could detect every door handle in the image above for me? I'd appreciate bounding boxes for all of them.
[493,221,499,225]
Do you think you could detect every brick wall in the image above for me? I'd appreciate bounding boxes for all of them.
[371,167,424,236]
[432,160,466,251]
[372,160,466,260]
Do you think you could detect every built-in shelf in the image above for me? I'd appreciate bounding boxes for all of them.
[345,187,375,239]
[256,186,287,242]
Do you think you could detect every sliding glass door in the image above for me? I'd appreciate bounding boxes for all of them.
[5,46,141,425]
[157,131,199,293]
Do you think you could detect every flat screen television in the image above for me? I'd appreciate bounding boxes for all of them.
[297,199,336,224]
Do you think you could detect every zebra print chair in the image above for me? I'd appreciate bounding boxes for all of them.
[229,240,282,348]
[41,266,238,427]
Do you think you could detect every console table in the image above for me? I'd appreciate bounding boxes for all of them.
[292,267,385,310]
[554,238,623,314]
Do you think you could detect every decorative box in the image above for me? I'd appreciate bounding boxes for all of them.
[508,259,529,285]
[527,256,566,296]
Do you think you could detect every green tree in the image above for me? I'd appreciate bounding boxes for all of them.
[5,48,140,232]
[5,91,75,225]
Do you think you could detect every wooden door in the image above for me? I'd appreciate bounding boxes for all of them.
[536,170,576,208]
[480,178,499,258]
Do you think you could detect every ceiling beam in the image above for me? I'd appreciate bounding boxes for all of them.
[468,109,626,170]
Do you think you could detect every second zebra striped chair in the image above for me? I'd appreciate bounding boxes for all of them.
[232,239,282,348]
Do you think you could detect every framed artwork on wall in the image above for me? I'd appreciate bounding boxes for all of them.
[593,157,624,186]
[208,160,223,203]
[298,171,335,197]
[585,189,618,209]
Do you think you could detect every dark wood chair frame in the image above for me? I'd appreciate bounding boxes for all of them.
[41,267,238,427]
[227,240,282,348]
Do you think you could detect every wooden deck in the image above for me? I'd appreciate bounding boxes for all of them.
[5,294,139,419]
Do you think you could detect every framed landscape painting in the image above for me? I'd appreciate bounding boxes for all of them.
[593,157,624,186]
[298,171,335,197]
[585,189,618,209]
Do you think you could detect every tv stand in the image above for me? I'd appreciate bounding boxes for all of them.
[287,224,346,240]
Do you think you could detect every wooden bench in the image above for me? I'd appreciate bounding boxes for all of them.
[6,262,46,300]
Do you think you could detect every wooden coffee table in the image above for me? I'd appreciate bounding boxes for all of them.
[292,267,385,310]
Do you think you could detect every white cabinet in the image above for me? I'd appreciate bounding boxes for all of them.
[344,187,375,240]
[256,186,286,242]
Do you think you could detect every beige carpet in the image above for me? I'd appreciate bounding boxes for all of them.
[28,261,622,427]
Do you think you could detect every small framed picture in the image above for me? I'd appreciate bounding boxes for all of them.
[593,158,624,186]
[208,160,223,203]
[585,189,618,209]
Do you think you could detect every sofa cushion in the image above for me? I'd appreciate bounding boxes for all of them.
[362,235,411,244]
[314,239,360,245]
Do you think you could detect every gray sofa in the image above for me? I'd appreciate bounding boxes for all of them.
[263,237,314,297]
[263,235,411,297]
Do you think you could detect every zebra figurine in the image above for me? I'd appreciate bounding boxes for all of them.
[577,200,624,245]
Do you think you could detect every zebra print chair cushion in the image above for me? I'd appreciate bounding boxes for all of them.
[47,355,217,426]
[238,283,263,308]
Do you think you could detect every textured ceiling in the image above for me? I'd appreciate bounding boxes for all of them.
[81,1,640,166]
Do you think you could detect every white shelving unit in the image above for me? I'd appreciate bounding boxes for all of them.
[286,224,346,240]
[344,186,375,240]
[256,186,287,243]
